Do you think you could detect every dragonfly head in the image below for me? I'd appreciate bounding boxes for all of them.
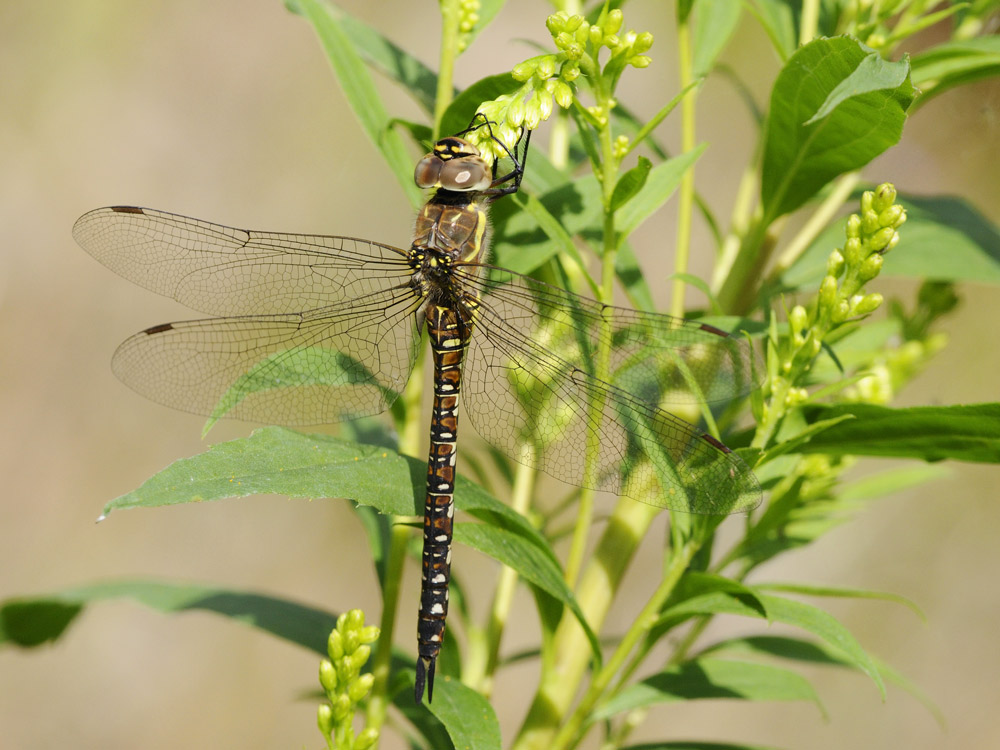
[414,137,492,193]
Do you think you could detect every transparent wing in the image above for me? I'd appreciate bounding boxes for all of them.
[457,265,762,514]
[73,206,414,316]
[111,286,424,425]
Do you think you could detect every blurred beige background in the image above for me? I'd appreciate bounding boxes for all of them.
[2,1,998,748]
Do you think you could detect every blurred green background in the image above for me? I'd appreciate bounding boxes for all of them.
[1,1,998,748]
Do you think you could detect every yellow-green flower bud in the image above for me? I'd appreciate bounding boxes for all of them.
[349,673,375,702]
[506,97,526,126]
[631,55,652,68]
[331,694,351,722]
[574,22,591,45]
[328,630,344,660]
[831,299,850,323]
[546,13,565,35]
[512,61,534,81]
[884,231,900,253]
[786,387,809,405]
[612,134,630,159]
[861,209,880,235]
[554,80,574,108]
[589,25,604,47]
[853,292,883,315]
[344,629,360,654]
[861,190,874,215]
[859,252,883,281]
[633,31,654,54]
[561,61,580,81]
[555,31,574,50]
[537,93,553,120]
[819,275,837,309]
[878,204,904,228]
[356,727,380,750]
[604,9,624,35]
[353,644,371,666]
[605,33,621,49]
[844,236,863,265]
[538,56,556,79]
[827,249,845,278]
[319,659,338,692]
[869,227,896,252]
[789,305,808,336]
[317,704,334,735]
[874,182,897,212]
[845,213,861,239]
[565,14,584,32]
[360,625,380,644]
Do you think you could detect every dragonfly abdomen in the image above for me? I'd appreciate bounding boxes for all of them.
[415,302,474,703]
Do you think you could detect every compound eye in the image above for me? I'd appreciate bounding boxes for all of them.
[439,157,491,191]
[414,154,443,188]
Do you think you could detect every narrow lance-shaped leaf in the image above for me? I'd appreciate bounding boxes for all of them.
[591,658,825,721]
[293,0,423,206]
[1,581,338,655]
[799,403,1000,463]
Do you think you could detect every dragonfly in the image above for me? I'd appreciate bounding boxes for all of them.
[73,119,762,703]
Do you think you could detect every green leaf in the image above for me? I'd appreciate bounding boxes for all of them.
[745,0,796,60]
[799,403,1000,463]
[761,37,914,221]
[656,591,885,697]
[610,156,653,213]
[490,174,603,274]
[693,0,743,77]
[293,0,423,206]
[103,427,424,517]
[702,636,945,728]
[591,658,824,721]
[758,414,856,463]
[454,522,602,663]
[785,194,1000,289]
[837,464,950,502]
[285,0,440,114]
[755,582,925,619]
[202,347,398,436]
[911,36,1000,106]
[0,599,81,647]
[1,581,337,654]
[422,678,501,750]
[616,146,706,238]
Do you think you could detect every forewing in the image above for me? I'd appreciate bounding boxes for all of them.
[111,286,424,425]
[457,266,761,514]
[73,206,413,316]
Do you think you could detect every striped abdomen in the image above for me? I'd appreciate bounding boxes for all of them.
[414,301,474,703]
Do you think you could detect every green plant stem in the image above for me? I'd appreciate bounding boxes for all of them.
[800,0,821,45]
[769,171,861,279]
[670,12,696,319]
[512,499,661,750]
[712,163,761,289]
[365,521,410,731]
[475,450,538,695]
[715,215,782,314]
[565,78,619,588]
[549,538,701,750]
[367,333,428,726]
[433,0,462,136]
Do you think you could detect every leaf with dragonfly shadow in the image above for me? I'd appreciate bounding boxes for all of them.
[203,347,401,435]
